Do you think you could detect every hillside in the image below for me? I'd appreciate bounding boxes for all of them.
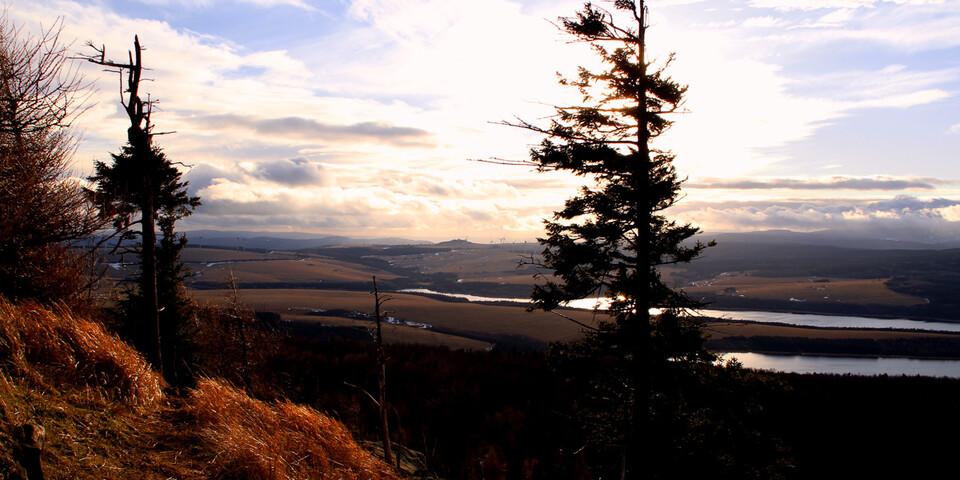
[0,297,400,479]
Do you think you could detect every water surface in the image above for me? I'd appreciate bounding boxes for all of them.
[727,352,960,378]
[399,288,960,333]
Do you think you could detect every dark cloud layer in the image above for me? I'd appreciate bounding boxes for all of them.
[252,157,326,186]
[193,114,431,145]
[687,177,942,190]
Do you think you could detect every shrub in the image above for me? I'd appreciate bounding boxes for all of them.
[0,15,104,308]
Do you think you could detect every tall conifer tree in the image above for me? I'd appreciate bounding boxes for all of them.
[505,1,713,476]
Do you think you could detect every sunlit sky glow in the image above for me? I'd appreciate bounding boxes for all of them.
[11,0,960,242]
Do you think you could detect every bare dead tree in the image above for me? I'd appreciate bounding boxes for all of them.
[372,276,395,466]
[0,14,91,135]
[78,35,163,372]
[227,270,254,393]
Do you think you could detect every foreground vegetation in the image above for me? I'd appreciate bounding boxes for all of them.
[188,318,960,479]
[0,297,398,479]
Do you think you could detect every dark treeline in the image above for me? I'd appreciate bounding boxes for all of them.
[200,322,960,479]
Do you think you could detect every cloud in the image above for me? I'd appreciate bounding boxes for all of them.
[250,157,327,186]
[948,123,960,134]
[186,176,545,239]
[745,2,960,52]
[743,16,789,28]
[132,0,316,11]
[192,114,431,145]
[687,176,943,190]
[748,0,945,10]
[786,64,955,107]
[183,163,243,195]
[673,195,960,242]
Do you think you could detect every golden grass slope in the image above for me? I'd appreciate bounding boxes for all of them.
[0,297,183,478]
[188,378,399,480]
[0,297,162,408]
[0,297,400,479]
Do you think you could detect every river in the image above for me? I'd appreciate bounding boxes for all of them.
[398,288,960,377]
[399,288,960,333]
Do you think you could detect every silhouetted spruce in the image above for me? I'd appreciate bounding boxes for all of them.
[504,1,714,476]
[91,142,199,384]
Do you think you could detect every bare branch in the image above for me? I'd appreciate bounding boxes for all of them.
[549,310,599,332]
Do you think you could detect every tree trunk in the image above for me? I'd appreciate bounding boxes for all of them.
[16,423,44,480]
[139,189,162,376]
[628,2,652,478]
[373,277,394,466]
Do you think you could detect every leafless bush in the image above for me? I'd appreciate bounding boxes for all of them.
[0,13,104,305]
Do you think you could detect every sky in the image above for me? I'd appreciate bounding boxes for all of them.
[9,0,960,242]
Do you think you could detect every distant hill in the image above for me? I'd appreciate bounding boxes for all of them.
[174,229,960,251]
[434,239,482,248]
[183,230,426,250]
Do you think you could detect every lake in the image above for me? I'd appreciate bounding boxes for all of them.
[725,352,960,378]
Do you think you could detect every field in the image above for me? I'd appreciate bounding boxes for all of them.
[192,257,399,284]
[176,245,960,358]
[378,244,546,284]
[190,286,960,357]
[704,321,956,341]
[685,273,924,306]
[191,288,598,349]
[284,314,493,350]
[180,248,296,262]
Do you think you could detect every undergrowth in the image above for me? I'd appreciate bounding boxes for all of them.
[0,297,399,479]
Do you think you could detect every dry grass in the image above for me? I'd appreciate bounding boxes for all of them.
[0,371,206,479]
[187,378,398,480]
[0,297,162,408]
